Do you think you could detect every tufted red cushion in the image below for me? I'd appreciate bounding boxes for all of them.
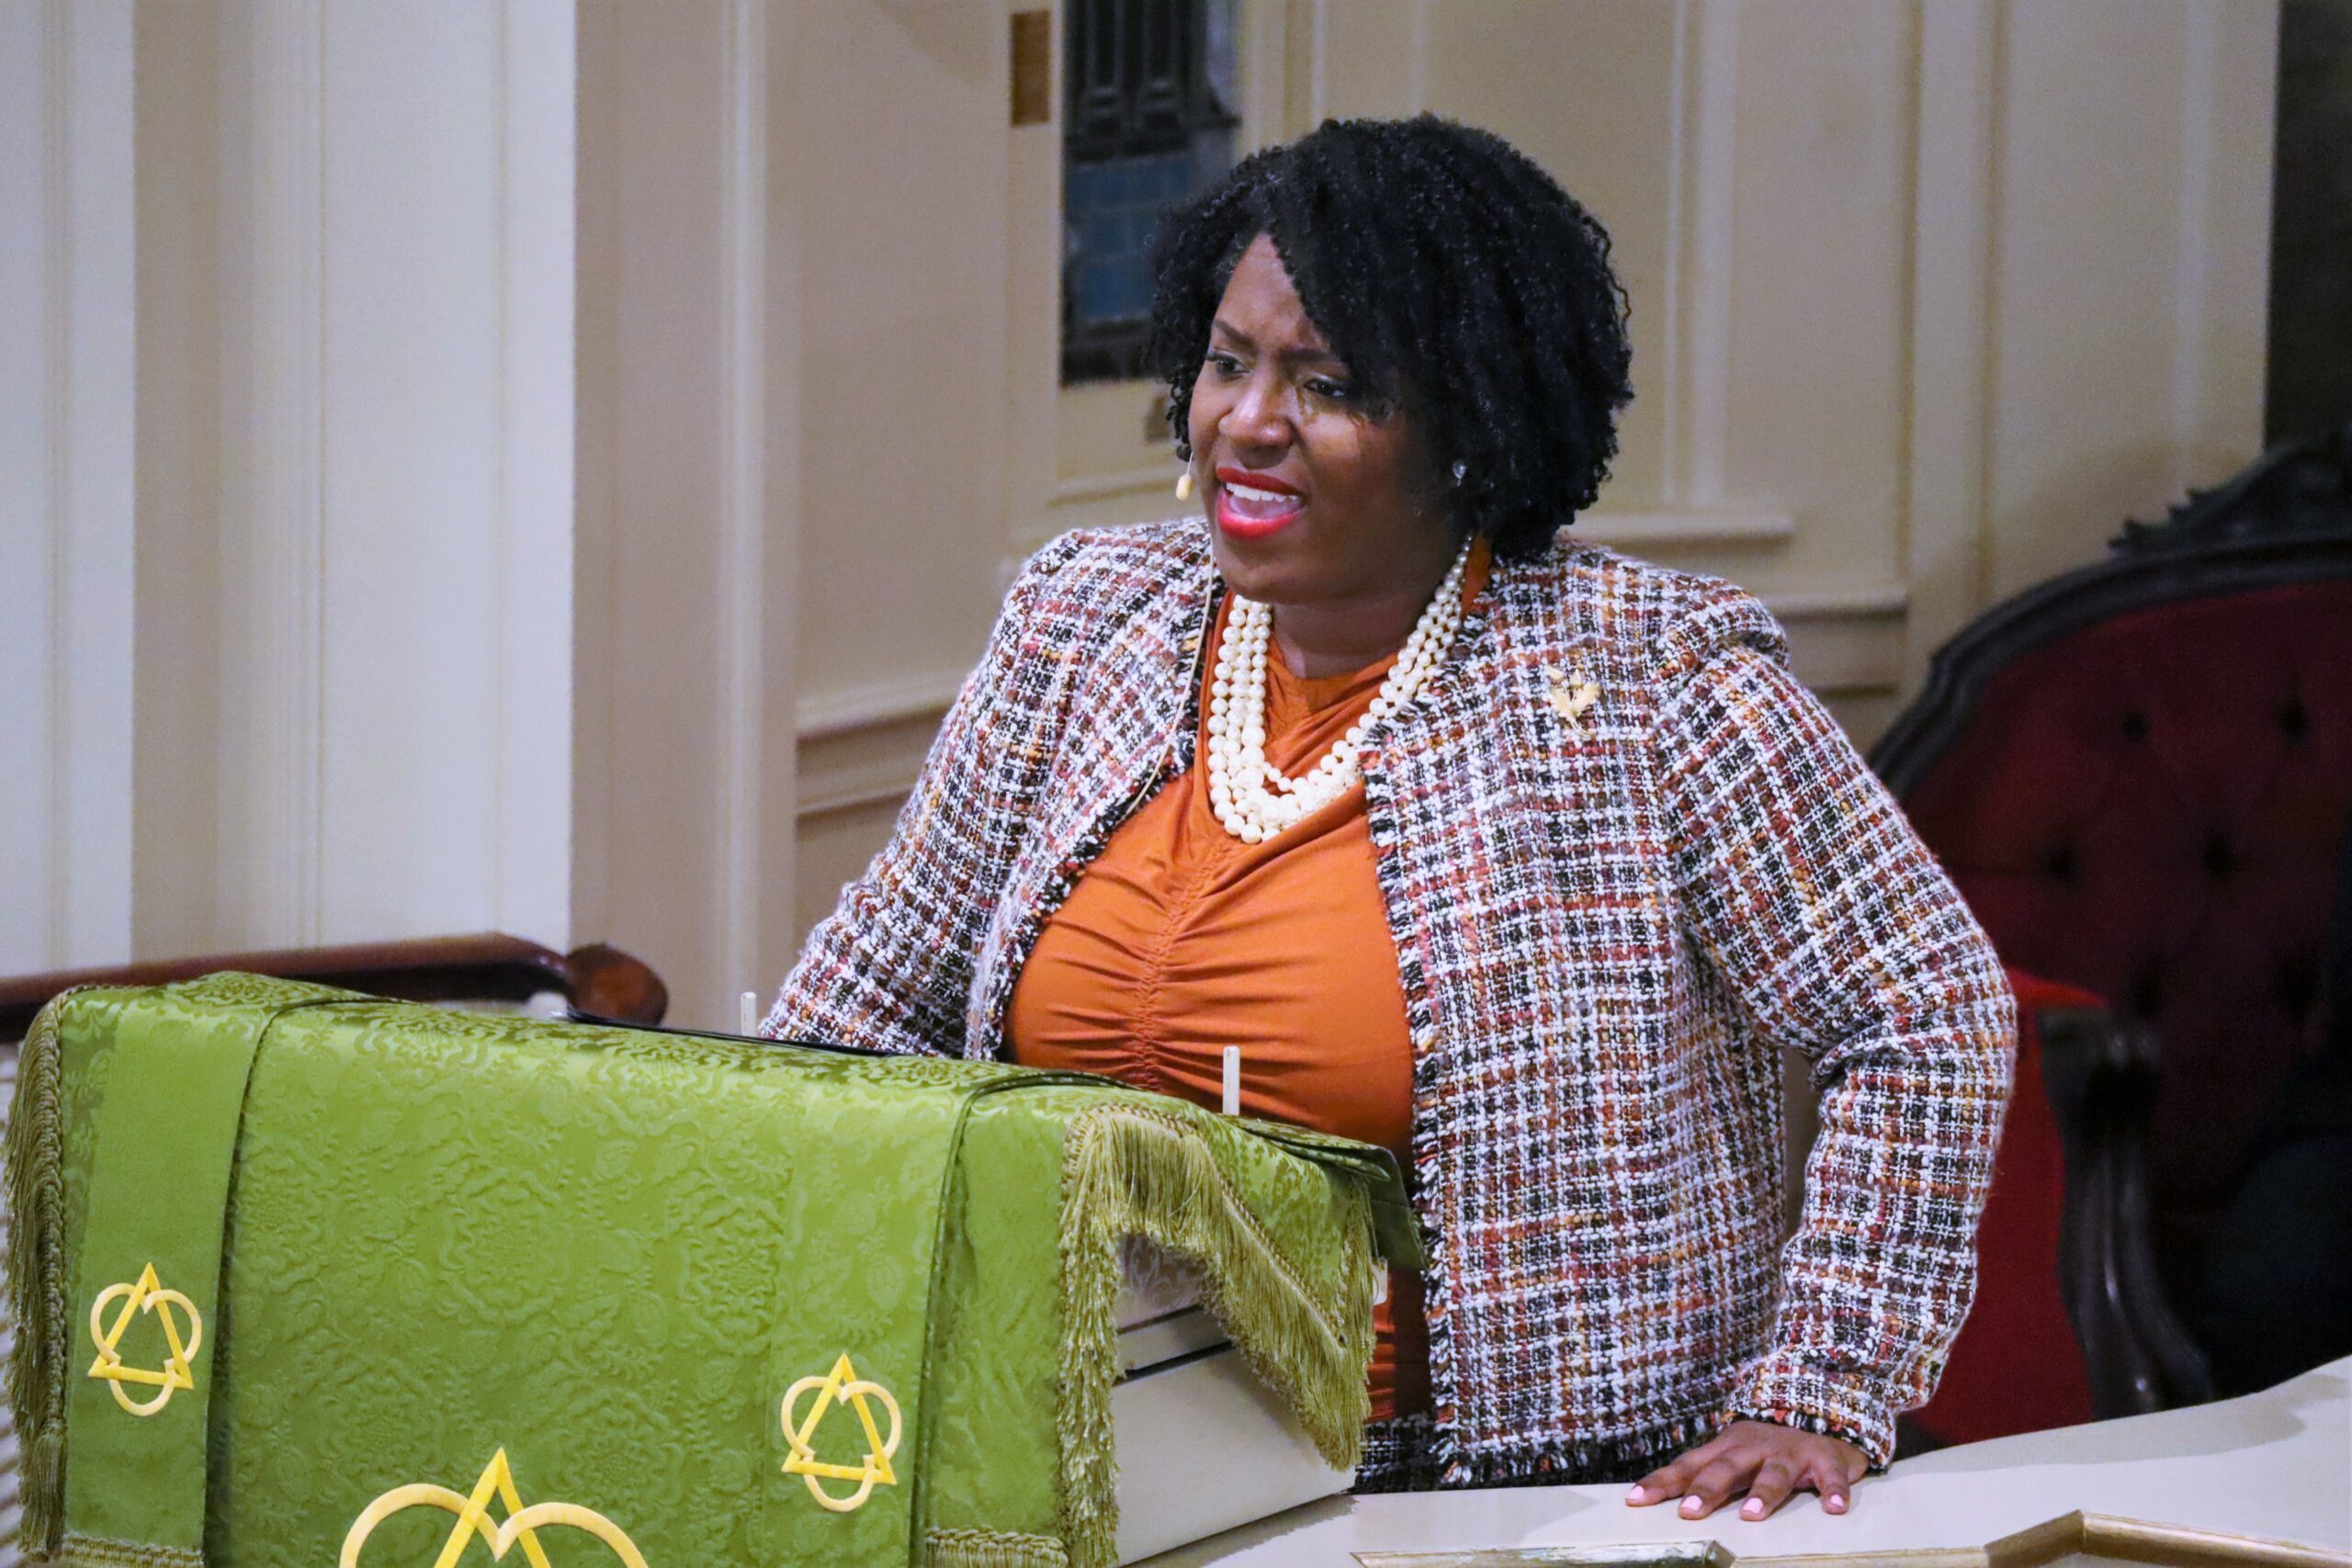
[1903,580,2352,1302]
[1912,969,2101,1447]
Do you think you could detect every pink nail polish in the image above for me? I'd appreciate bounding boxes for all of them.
[1625,1486,1649,1504]
[1742,1499,1764,1518]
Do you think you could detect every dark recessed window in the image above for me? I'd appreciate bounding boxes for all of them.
[2267,0,2352,444]
[1062,0,1239,385]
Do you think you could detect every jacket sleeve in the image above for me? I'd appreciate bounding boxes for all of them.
[1652,595,2016,1467]
[761,536,1082,1055]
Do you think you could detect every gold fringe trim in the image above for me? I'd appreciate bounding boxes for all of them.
[61,1533,204,1568]
[1055,1105,1375,1568]
[8,991,85,1561]
[926,1528,1071,1568]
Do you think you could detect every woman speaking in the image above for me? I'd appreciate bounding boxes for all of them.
[765,115,2014,1521]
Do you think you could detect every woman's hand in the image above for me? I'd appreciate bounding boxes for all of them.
[1624,1420,1868,1520]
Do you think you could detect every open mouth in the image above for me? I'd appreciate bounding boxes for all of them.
[1215,471,1306,540]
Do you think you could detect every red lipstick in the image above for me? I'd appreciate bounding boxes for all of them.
[1214,467,1306,541]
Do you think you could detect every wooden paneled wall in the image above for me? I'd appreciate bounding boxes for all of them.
[793,0,2278,954]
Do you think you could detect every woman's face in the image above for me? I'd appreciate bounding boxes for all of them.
[1187,233,1454,608]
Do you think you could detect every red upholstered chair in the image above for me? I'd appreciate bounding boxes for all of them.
[1875,423,2352,1433]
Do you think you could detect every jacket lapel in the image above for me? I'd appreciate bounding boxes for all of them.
[967,528,1220,1058]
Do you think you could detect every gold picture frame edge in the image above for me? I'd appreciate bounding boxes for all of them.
[2065,1513,2352,1568]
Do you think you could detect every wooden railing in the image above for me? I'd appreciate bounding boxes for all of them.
[0,932,667,1043]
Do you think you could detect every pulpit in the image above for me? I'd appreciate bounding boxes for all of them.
[6,976,1407,1568]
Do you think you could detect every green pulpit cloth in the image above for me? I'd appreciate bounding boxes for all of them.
[8,976,1417,1568]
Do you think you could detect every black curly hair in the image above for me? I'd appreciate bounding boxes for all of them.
[1148,114,1634,560]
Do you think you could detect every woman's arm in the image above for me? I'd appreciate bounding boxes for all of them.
[1650,612,2017,1478]
[762,536,1082,1056]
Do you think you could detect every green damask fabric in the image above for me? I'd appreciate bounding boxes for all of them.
[60,979,352,1566]
[8,977,1403,1568]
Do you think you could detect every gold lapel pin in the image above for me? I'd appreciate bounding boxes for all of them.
[1549,677,1601,736]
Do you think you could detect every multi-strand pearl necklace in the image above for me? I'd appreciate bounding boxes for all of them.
[1204,537,1474,843]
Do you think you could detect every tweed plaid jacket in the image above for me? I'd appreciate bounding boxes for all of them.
[766,518,2015,1482]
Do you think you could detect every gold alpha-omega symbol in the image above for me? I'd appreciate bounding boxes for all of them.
[340,1449,648,1568]
[780,1353,902,1513]
[86,1263,202,1416]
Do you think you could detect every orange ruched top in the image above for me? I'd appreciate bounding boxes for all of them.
[1007,541,1490,1423]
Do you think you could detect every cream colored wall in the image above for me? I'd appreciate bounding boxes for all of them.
[582,1,1023,1028]
[137,0,579,960]
[572,1,800,1032]
[2,0,576,976]
[790,3,1029,952]
[787,0,2279,954]
[1,0,136,974]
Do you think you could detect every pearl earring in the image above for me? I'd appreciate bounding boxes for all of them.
[1175,468,1194,502]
